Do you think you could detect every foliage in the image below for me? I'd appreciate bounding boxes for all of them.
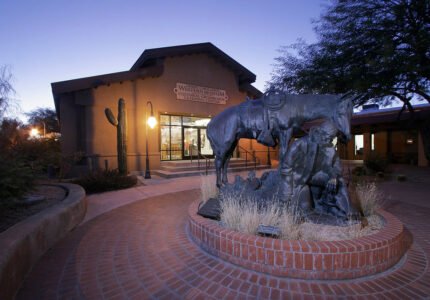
[219,193,301,239]
[351,166,366,176]
[364,152,389,173]
[0,157,34,202]
[219,191,383,241]
[0,65,17,119]
[58,151,85,179]
[354,181,384,217]
[200,174,218,203]
[26,107,60,133]
[73,169,137,194]
[269,0,430,110]
[0,118,62,201]
[15,138,61,172]
[397,174,407,181]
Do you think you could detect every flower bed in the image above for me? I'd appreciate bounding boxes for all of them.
[188,200,409,280]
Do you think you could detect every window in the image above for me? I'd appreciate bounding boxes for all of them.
[160,115,182,160]
[355,134,364,156]
[160,114,211,160]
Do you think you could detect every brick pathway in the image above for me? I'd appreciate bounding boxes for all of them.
[17,168,430,299]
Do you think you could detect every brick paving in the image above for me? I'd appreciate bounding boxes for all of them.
[17,167,430,299]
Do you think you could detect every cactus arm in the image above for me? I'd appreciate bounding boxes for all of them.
[105,108,118,126]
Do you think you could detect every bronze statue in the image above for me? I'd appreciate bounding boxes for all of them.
[201,91,359,221]
[284,121,359,219]
[207,91,353,187]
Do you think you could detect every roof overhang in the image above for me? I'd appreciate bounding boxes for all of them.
[130,42,257,85]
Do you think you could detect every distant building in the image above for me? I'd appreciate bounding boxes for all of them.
[339,104,430,167]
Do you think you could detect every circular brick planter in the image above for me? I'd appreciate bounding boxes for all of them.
[188,200,409,280]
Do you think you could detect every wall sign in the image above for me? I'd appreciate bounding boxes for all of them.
[174,83,228,105]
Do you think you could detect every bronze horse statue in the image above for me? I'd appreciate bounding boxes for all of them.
[207,92,353,187]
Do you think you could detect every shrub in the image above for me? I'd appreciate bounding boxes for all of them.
[354,181,384,217]
[220,193,301,239]
[200,174,218,203]
[0,157,34,202]
[364,152,388,173]
[351,166,366,176]
[73,169,137,194]
[397,174,407,181]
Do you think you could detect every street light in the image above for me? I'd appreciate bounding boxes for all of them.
[30,128,39,138]
[29,122,46,139]
[145,101,157,179]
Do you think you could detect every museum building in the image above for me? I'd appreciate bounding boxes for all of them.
[52,43,429,175]
[52,43,264,174]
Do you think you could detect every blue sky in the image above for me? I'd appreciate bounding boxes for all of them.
[0,0,326,120]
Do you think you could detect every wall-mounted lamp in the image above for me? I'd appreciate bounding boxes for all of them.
[406,138,414,145]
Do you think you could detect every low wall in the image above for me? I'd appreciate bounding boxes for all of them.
[0,183,86,300]
[188,200,409,280]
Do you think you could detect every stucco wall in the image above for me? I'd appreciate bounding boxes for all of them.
[62,53,249,172]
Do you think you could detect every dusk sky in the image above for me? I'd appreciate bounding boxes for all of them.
[1,0,327,121]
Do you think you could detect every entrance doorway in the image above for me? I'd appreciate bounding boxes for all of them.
[183,127,213,159]
[160,114,213,160]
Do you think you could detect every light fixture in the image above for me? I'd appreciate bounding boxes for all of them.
[406,138,414,144]
[145,101,156,179]
[147,116,157,129]
[30,128,39,138]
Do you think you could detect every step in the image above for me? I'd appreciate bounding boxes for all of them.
[160,158,250,168]
[152,165,270,179]
[159,161,260,172]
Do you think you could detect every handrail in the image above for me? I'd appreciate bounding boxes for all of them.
[189,145,212,175]
[237,145,260,169]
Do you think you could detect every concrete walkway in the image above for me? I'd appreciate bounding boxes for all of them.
[17,166,430,299]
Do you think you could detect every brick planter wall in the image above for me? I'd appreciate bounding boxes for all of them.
[188,200,409,280]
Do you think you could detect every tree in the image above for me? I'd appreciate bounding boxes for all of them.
[269,0,430,111]
[0,65,16,119]
[26,107,60,134]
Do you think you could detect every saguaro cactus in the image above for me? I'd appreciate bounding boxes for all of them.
[105,98,128,175]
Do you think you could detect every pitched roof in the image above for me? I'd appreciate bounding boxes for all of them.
[130,42,256,84]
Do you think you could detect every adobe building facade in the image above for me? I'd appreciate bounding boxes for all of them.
[52,43,264,174]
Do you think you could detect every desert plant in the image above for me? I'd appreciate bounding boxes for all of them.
[364,152,388,173]
[397,174,407,182]
[354,181,384,217]
[73,169,137,194]
[58,151,85,179]
[279,204,301,240]
[200,174,218,203]
[351,166,366,176]
[105,98,127,175]
[220,193,302,238]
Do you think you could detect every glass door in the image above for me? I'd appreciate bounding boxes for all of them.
[199,128,213,156]
[183,127,199,159]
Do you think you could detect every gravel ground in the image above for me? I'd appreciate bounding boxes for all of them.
[0,184,67,233]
